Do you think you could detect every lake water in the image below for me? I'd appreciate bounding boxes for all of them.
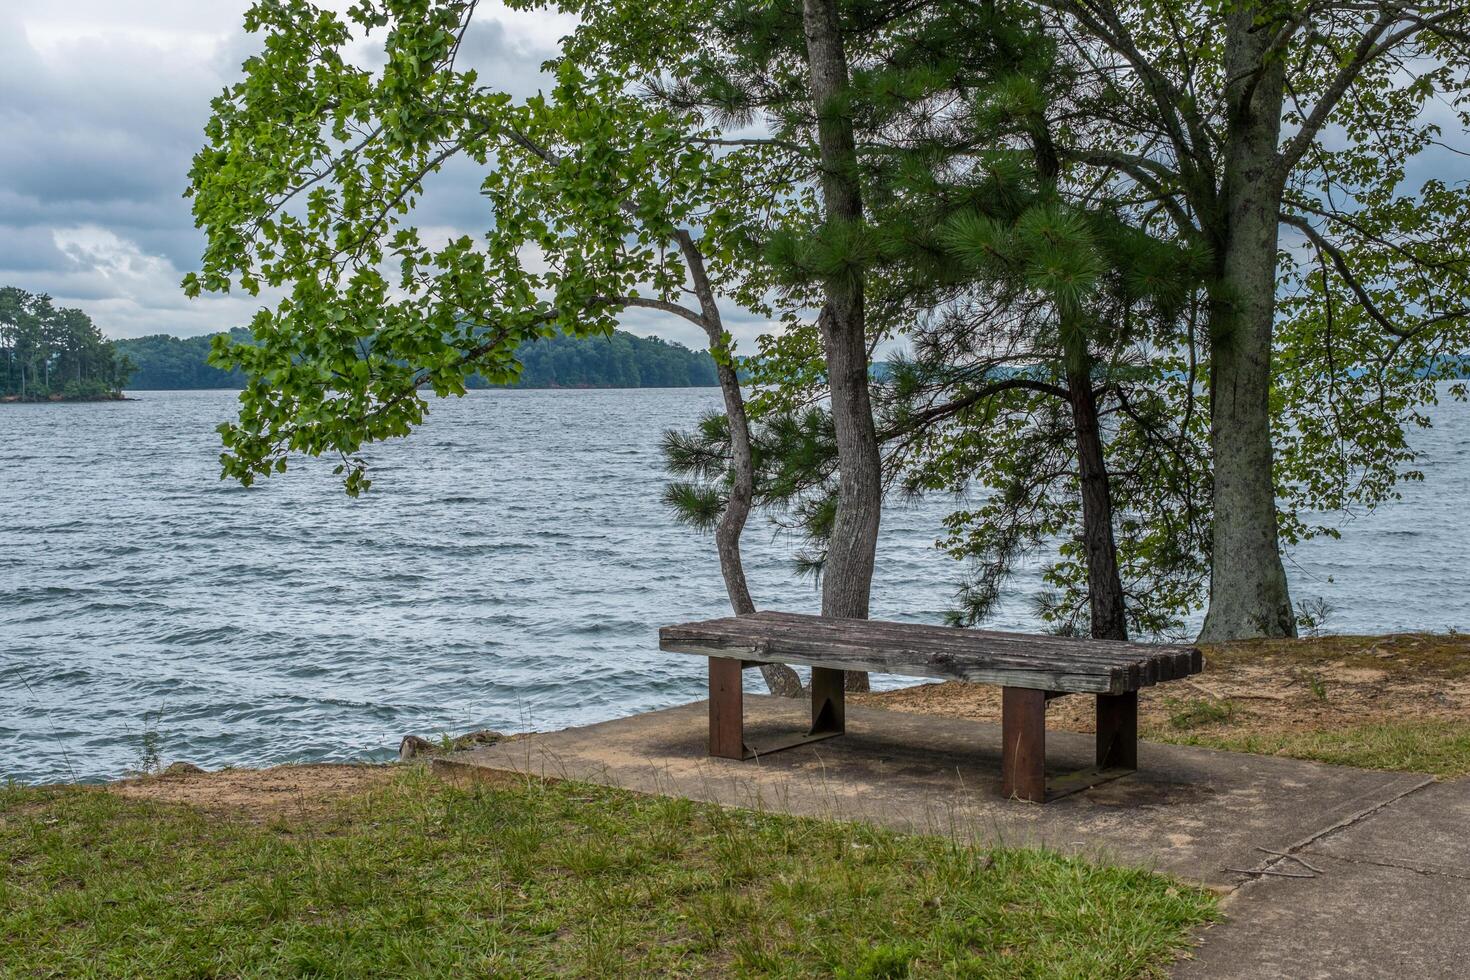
[3,386,1467,784]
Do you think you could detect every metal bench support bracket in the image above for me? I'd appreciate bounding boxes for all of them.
[707,658,847,760]
[1002,687,1139,803]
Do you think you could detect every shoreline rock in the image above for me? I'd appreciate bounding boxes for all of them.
[398,729,513,761]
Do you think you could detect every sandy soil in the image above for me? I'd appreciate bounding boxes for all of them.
[852,632,1470,739]
[109,763,394,820]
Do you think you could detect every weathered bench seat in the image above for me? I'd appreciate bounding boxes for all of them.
[660,611,1204,803]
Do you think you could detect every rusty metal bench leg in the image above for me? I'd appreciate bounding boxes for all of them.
[999,689,1138,803]
[810,666,845,736]
[707,659,847,760]
[1001,687,1047,803]
[1096,692,1138,771]
[708,657,745,759]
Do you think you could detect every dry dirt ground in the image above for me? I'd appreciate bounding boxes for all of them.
[108,763,394,820]
[853,632,1470,741]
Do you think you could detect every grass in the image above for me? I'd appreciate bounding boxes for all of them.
[1164,720,1470,778]
[0,768,1215,979]
[1162,697,1237,731]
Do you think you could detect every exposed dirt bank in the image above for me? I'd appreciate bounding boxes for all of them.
[109,763,393,820]
[854,632,1470,743]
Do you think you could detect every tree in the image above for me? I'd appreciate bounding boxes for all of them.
[657,0,1213,640]
[798,0,885,687]
[0,287,129,400]
[897,205,1210,641]
[186,0,805,694]
[1025,0,1470,638]
[554,0,898,689]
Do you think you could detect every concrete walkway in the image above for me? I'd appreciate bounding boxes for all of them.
[441,697,1429,888]
[439,698,1459,976]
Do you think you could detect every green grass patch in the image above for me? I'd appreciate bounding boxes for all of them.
[0,769,1215,978]
[1162,720,1470,778]
[1162,696,1236,731]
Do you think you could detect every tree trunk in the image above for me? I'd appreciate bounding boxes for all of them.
[512,127,807,692]
[1065,360,1128,641]
[802,0,881,692]
[675,231,804,698]
[1199,3,1296,641]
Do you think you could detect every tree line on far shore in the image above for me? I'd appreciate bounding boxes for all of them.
[0,287,132,401]
[115,327,719,390]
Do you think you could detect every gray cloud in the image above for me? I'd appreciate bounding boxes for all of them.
[0,2,590,342]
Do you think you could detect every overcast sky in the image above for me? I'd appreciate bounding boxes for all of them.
[7,3,1462,350]
[0,1,734,348]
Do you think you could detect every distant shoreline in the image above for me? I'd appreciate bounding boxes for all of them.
[3,386,720,401]
[113,384,719,394]
[114,326,722,390]
[1,391,132,404]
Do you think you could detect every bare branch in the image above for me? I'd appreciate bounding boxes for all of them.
[1280,210,1470,339]
[599,295,707,328]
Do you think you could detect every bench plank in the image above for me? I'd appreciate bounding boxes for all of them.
[696,612,1188,671]
[660,611,1201,695]
[748,613,1169,683]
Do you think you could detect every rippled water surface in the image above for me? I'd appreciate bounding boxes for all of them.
[3,387,1466,783]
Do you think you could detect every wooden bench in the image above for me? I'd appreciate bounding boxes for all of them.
[659,611,1203,803]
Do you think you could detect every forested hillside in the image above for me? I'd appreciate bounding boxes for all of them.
[116,328,719,390]
[116,329,251,389]
[506,331,717,388]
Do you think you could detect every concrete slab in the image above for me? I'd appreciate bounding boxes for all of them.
[1177,848,1468,979]
[1304,777,1470,878]
[1181,778,1470,978]
[442,697,1430,888]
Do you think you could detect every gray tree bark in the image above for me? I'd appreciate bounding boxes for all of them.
[802,0,882,692]
[675,230,804,697]
[1199,3,1296,640]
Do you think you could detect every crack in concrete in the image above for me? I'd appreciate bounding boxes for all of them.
[1222,775,1437,895]
[1299,849,1470,882]
[1295,775,1437,850]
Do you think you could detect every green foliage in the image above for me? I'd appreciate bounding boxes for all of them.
[0,286,131,400]
[662,415,732,480]
[1047,0,1470,527]
[661,481,724,530]
[187,0,764,495]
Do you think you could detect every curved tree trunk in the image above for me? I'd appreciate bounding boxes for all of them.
[675,231,804,698]
[1200,4,1296,641]
[803,0,881,692]
[514,126,806,693]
